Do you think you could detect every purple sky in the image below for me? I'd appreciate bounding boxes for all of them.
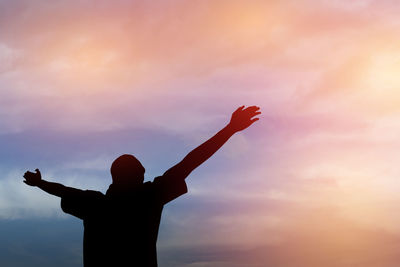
[2,0,400,266]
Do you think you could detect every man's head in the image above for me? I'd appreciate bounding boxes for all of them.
[110,154,145,185]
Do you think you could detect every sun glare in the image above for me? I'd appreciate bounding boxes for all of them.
[364,50,400,98]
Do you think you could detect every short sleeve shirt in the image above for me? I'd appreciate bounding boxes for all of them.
[61,176,187,267]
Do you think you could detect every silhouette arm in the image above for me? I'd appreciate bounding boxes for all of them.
[23,169,81,198]
[163,106,261,180]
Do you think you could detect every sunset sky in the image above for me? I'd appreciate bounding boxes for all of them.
[2,0,400,266]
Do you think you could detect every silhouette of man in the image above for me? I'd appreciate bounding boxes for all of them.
[23,106,261,267]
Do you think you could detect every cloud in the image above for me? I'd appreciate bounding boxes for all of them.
[159,200,400,267]
[0,42,21,73]
[0,169,62,219]
[3,0,400,266]
[0,164,113,219]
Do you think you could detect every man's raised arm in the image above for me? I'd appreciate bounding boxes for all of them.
[162,105,261,180]
[23,169,81,198]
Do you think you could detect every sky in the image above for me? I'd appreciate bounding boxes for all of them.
[2,0,400,266]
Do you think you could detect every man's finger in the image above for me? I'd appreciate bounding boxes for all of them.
[244,106,260,113]
[234,105,245,113]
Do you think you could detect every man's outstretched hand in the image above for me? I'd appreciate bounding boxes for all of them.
[228,105,261,132]
[23,169,42,186]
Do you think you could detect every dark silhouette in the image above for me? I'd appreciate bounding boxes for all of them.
[23,106,261,267]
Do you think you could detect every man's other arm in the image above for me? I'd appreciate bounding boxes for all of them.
[162,105,261,180]
[23,169,82,198]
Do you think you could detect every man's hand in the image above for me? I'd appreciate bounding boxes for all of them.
[23,169,42,186]
[227,105,261,132]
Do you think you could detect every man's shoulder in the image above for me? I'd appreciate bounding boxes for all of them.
[141,181,156,192]
[149,175,188,204]
[84,189,105,199]
[150,176,162,183]
[64,189,105,200]
[84,189,105,195]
